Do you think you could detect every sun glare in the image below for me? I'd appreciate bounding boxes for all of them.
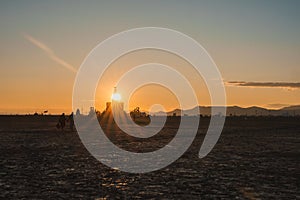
[111,93,121,101]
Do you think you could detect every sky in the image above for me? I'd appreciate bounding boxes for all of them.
[0,0,299,114]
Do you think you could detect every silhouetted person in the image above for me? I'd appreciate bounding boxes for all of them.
[76,108,81,116]
[68,112,74,131]
[57,113,66,131]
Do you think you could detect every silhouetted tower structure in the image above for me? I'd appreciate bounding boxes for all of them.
[105,87,124,112]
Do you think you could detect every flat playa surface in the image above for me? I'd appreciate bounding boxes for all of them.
[0,116,299,199]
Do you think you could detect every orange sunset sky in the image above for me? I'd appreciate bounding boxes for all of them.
[0,1,299,114]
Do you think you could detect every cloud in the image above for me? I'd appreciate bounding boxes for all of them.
[226,81,300,89]
[23,34,77,73]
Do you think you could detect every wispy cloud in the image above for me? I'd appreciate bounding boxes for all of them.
[226,81,300,89]
[23,34,77,73]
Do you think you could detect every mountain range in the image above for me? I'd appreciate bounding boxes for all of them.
[152,105,300,116]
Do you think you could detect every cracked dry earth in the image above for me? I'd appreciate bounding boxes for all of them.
[0,116,299,199]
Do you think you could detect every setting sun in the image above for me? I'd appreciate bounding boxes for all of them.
[111,93,121,101]
[111,87,121,101]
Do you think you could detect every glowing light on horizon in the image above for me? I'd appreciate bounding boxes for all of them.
[111,93,121,101]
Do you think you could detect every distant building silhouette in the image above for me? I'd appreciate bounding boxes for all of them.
[88,107,95,116]
[106,102,112,112]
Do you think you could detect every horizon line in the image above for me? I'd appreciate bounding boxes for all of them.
[1,104,300,115]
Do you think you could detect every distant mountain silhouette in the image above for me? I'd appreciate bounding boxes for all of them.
[281,105,300,111]
[152,105,300,116]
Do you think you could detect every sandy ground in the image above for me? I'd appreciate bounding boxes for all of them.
[0,115,299,199]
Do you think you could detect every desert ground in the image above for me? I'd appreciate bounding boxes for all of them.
[0,115,299,199]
